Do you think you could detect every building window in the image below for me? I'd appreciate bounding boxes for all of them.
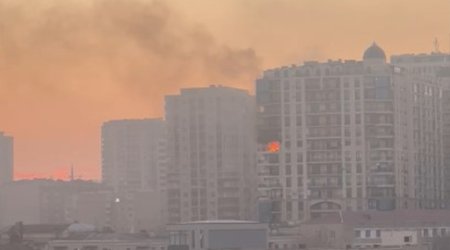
[376,230,381,237]
[297,164,303,174]
[355,230,361,238]
[355,90,361,100]
[330,230,336,239]
[404,236,411,243]
[286,165,291,175]
[356,114,361,124]
[285,153,291,163]
[423,229,429,237]
[356,163,362,173]
[286,178,291,187]
[345,115,350,124]
[297,177,303,187]
[365,230,371,238]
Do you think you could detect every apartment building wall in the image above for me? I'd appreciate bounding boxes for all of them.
[256,44,444,224]
[165,86,257,223]
[101,119,167,192]
[0,132,13,185]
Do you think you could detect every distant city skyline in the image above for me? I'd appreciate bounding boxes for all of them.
[2,0,450,179]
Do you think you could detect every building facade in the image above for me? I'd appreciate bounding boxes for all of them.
[72,189,167,233]
[101,119,167,192]
[0,179,107,228]
[256,43,444,225]
[300,210,450,249]
[0,132,13,185]
[391,52,450,209]
[165,86,257,223]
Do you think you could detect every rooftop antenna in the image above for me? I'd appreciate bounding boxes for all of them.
[434,37,440,53]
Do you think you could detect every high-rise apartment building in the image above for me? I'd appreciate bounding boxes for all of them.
[391,52,450,208]
[0,132,13,185]
[165,86,257,223]
[101,119,167,192]
[256,43,444,224]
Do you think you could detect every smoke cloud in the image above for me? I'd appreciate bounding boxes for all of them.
[0,0,260,178]
[4,0,448,178]
[0,0,261,99]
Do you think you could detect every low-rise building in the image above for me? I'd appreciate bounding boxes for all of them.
[72,189,166,233]
[268,226,305,250]
[167,220,268,250]
[300,210,450,249]
[47,233,166,250]
[0,223,70,250]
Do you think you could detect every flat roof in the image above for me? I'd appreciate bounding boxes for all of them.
[305,210,450,228]
[171,220,261,225]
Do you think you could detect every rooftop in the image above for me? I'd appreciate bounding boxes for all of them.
[1,224,70,235]
[306,210,450,228]
[175,220,261,225]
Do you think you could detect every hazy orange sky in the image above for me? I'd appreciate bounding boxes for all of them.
[1,0,449,180]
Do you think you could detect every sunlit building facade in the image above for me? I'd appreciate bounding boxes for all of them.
[165,86,257,223]
[0,132,13,185]
[256,44,444,225]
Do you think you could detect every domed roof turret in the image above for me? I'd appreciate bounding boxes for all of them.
[363,42,386,61]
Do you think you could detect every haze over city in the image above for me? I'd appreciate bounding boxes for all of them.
[1,0,449,180]
[5,1,450,250]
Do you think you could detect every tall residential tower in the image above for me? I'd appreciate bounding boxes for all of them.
[391,52,450,208]
[0,132,13,185]
[165,86,257,223]
[101,119,167,192]
[256,43,444,224]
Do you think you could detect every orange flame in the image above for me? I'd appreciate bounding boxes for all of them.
[266,141,280,153]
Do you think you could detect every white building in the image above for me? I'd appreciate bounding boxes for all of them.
[101,119,167,192]
[167,221,268,250]
[0,132,13,185]
[256,43,444,224]
[165,86,257,223]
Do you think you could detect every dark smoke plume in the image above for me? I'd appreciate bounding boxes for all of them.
[0,0,261,101]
